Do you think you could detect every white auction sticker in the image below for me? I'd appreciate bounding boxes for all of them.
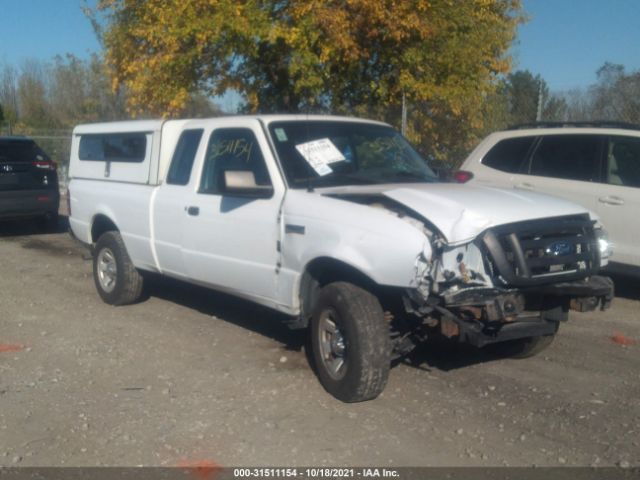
[295,138,345,176]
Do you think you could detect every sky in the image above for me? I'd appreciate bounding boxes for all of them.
[514,0,640,91]
[0,0,639,94]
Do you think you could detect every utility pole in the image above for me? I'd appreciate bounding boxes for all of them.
[401,92,408,136]
[536,81,543,122]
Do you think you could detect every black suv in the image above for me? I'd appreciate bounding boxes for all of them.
[0,136,60,229]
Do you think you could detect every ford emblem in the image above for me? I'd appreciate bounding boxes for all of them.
[545,241,573,256]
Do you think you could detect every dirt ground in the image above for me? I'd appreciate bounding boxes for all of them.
[0,218,638,468]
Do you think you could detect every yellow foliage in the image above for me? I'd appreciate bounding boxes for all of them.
[97,0,523,159]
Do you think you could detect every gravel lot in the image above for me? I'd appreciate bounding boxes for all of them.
[0,218,638,468]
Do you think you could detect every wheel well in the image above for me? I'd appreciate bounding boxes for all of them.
[91,215,118,243]
[296,257,379,329]
[305,257,377,289]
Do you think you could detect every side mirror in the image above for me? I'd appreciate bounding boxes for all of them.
[220,170,274,198]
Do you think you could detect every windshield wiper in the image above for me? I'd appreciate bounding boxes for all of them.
[384,171,439,183]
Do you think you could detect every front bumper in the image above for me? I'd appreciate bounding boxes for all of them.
[531,275,614,311]
[440,275,614,348]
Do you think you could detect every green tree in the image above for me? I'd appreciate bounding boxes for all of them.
[96,0,524,161]
[481,69,569,129]
[504,70,546,125]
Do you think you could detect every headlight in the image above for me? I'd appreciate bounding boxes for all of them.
[595,228,612,261]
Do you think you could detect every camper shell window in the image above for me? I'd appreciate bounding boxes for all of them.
[79,133,147,163]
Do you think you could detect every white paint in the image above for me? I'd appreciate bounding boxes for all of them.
[70,120,163,185]
[314,182,591,245]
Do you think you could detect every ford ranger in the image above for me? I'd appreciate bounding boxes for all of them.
[68,115,614,402]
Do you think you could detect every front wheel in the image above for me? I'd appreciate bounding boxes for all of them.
[93,231,144,306]
[310,282,390,402]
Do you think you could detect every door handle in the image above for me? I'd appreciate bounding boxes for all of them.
[186,206,200,216]
[598,196,624,206]
[515,182,535,190]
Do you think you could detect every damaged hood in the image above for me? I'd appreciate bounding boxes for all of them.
[320,183,592,244]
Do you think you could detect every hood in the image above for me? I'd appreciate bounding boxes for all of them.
[319,183,593,244]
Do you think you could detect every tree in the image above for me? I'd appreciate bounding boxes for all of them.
[503,70,546,125]
[96,0,523,161]
[479,69,570,130]
[17,59,58,129]
[0,64,19,134]
[590,63,640,123]
[49,53,128,125]
[546,63,640,124]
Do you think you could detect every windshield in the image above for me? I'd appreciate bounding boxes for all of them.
[267,121,439,188]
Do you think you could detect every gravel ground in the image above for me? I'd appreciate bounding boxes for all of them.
[0,218,638,468]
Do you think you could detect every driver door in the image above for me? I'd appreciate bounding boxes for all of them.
[181,121,285,302]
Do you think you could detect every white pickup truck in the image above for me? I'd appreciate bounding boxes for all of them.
[68,115,614,402]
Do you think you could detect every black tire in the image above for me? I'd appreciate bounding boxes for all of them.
[310,282,390,402]
[486,334,555,359]
[93,231,144,306]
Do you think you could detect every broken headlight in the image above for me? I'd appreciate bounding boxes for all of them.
[595,228,612,266]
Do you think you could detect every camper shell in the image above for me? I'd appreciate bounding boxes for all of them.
[70,119,190,185]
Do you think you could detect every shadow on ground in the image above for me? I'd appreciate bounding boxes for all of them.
[143,274,309,354]
[143,273,500,375]
[399,336,497,372]
[607,273,640,301]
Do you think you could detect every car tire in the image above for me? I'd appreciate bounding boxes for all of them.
[486,334,555,359]
[310,281,390,402]
[93,231,144,306]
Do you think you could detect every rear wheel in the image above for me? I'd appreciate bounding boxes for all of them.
[93,231,144,306]
[310,282,390,402]
[486,334,555,359]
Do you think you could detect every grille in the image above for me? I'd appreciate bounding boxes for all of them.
[480,215,600,287]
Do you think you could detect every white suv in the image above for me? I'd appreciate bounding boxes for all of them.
[459,123,640,275]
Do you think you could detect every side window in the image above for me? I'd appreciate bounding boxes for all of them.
[199,128,271,194]
[166,129,203,185]
[529,135,601,182]
[78,133,147,163]
[606,136,640,187]
[482,137,536,173]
